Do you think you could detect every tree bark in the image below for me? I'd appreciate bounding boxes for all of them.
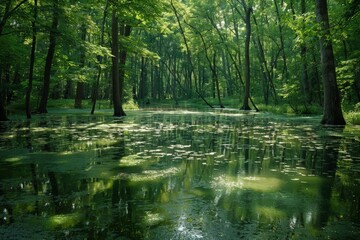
[37,0,58,114]
[241,3,252,110]
[273,0,289,82]
[74,25,86,109]
[139,57,147,100]
[213,53,224,108]
[111,10,122,117]
[91,0,109,115]
[0,0,28,36]
[170,0,213,108]
[316,0,346,125]
[0,95,8,121]
[300,0,311,104]
[25,0,37,119]
[0,0,28,120]
[117,23,131,116]
[252,14,277,104]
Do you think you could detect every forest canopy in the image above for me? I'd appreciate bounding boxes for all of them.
[1,0,360,124]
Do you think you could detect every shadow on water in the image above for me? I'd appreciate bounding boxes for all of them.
[0,110,360,239]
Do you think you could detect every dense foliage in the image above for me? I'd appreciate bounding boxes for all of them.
[1,0,359,122]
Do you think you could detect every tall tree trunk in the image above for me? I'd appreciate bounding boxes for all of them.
[117,23,131,116]
[91,0,109,115]
[316,0,346,125]
[185,20,223,107]
[37,0,58,114]
[241,3,252,110]
[139,57,147,100]
[74,25,86,109]
[0,94,7,121]
[300,0,311,104]
[0,0,28,120]
[252,15,277,104]
[170,0,213,108]
[0,0,28,36]
[213,53,224,108]
[172,55,177,103]
[273,0,289,82]
[25,0,37,119]
[111,10,122,117]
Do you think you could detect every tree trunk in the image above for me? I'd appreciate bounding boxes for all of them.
[213,53,224,108]
[0,0,28,36]
[170,0,213,108]
[26,0,37,119]
[117,23,131,116]
[252,14,277,104]
[300,0,311,104]
[74,83,84,108]
[111,10,122,117]
[241,4,252,110]
[91,0,109,115]
[37,0,58,114]
[0,95,8,121]
[0,0,28,120]
[75,25,87,109]
[139,57,147,100]
[316,0,346,125]
[273,0,289,82]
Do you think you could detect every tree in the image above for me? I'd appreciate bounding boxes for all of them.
[170,0,213,108]
[0,0,28,121]
[117,22,131,116]
[240,0,252,110]
[0,0,28,35]
[37,0,59,114]
[91,0,109,115]
[111,9,122,117]
[25,0,37,119]
[316,0,346,125]
[74,25,86,109]
[300,0,311,105]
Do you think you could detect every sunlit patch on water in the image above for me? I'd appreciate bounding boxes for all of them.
[212,175,283,192]
[115,167,180,182]
[143,211,165,226]
[173,214,205,239]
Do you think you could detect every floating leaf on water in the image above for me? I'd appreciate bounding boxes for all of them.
[212,176,282,192]
[143,211,164,226]
[255,206,286,219]
[118,167,180,182]
[49,213,82,229]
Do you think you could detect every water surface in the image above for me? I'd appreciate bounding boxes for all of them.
[1,109,360,239]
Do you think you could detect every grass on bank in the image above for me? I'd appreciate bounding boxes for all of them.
[6,97,360,125]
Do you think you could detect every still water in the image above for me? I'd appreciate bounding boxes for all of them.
[1,109,360,239]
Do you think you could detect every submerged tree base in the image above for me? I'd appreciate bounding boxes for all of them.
[114,108,126,117]
[321,115,346,126]
[240,105,252,111]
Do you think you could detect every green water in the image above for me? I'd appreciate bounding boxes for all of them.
[1,109,360,239]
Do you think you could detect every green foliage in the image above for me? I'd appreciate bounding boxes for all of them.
[344,102,360,125]
[1,0,360,119]
[0,35,28,65]
[287,12,319,47]
[337,57,360,101]
[345,111,360,125]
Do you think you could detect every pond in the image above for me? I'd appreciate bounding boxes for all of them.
[1,109,360,239]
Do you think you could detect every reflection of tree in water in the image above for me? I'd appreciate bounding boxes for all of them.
[314,131,342,228]
[331,133,360,223]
